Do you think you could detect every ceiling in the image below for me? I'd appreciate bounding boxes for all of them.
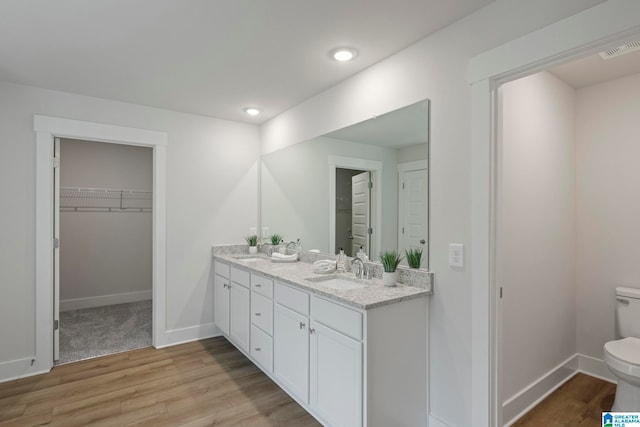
[325,99,429,148]
[549,45,640,88]
[0,0,494,124]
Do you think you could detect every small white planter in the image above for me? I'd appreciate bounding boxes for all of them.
[249,246,258,254]
[382,271,398,287]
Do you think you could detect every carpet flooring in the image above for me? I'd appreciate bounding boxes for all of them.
[57,300,152,365]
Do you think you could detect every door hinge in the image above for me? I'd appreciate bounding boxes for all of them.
[54,238,59,249]
[53,319,59,331]
[52,157,60,168]
[367,227,373,235]
[367,181,373,189]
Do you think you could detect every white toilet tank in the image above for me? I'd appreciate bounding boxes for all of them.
[616,287,640,338]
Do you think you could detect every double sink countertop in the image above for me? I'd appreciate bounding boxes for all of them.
[213,252,432,310]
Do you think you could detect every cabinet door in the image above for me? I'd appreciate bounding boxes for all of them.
[214,274,230,335]
[310,321,363,427]
[274,303,309,403]
[229,283,250,352]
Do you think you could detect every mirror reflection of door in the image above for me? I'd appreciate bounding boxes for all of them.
[399,163,428,267]
[335,168,369,257]
[351,171,371,258]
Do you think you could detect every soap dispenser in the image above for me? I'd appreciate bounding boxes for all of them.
[357,246,369,262]
[336,248,346,272]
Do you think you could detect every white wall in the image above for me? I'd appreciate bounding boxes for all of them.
[260,1,604,425]
[499,72,576,407]
[261,136,398,255]
[0,81,259,369]
[60,138,153,309]
[576,72,640,359]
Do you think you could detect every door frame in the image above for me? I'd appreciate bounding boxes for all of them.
[34,115,167,372]
[328,155,382,258]
[468,2,640,426]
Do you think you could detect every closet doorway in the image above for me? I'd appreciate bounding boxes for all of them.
[54,138,153,364]
[335,168,371,257]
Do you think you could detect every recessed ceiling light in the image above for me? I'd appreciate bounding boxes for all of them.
[243,107,262,116]
[331,47,358,62]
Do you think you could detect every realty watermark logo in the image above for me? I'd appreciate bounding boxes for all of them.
[603,412,640,427]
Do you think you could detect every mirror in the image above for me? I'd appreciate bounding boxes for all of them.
[261,99,429,268]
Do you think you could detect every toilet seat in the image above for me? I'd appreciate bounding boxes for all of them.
[604,337,640,377]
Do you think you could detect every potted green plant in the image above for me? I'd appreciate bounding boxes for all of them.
[379,250,403,286]
[405,247,423,269]
[245,235,258,254]
[270,233,283,246]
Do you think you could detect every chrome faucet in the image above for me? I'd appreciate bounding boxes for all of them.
[286,240,297,250]
[351,257,366,279]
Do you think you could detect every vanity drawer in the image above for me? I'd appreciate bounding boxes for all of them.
[251,292,273,335]
[230,266,250,288]
[274,282,309,316]
[250,325,273,373]
[311,295,362,341]
[251,273,273,299]
[214,260,230,279]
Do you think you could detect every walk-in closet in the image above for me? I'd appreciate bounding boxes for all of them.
[57,138,153,364]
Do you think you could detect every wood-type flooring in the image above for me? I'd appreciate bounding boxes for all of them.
[0,337,321,426]
[512,372,616,427]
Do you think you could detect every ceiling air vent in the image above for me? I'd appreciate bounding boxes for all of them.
[599,41,640,60]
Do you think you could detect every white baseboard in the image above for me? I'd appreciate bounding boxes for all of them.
[503,354,578,426]
[60,290,152,311]
[0,357,49,384]
[428,414,452,427]
[156,322,221,348]
[504,353,617,426]
[577,353,617,383]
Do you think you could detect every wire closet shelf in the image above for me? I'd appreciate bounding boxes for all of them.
[60,187,152,213]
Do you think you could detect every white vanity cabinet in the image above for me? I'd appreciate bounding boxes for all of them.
[213,258,427,427]
[310,296,363,427]
[213,262,230,335]
[273,282,310,402]
[250,272,274,372]
[274,281,363,426]
[213,261,250,353]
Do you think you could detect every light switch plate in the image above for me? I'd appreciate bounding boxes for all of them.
[262,227,270,238]
[449,243,464,268]
[249,227,257,235]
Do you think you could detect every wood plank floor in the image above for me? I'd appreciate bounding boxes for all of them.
[512,373,616,427]
[0,337,321,426]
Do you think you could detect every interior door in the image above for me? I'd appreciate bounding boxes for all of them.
[351,171,371,257]
[53,137,60,361]
[400,168,428,267]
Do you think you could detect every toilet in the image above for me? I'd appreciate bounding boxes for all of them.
[604,287,640,411]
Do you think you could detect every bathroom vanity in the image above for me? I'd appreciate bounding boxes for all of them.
[212,250,431,427]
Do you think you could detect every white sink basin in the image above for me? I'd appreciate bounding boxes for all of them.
[306,275,367,290]
[234,257,262,262]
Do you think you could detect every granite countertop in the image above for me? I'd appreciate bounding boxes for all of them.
[213,253,430,310]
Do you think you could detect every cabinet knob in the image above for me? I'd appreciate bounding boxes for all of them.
[309,328,316,334]
[254,347,261,351]
[299,322,306,330]
[255,312,261,316]
[256,284,262,287]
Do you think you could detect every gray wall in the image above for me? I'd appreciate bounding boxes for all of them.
[60,138,152,309]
